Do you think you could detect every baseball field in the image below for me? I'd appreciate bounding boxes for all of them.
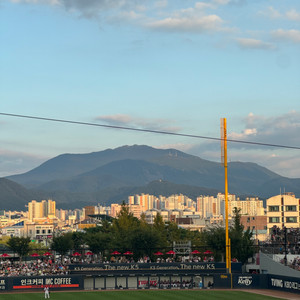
[0,290,289,300]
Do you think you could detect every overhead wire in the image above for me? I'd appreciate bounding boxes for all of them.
[0,112,300,150]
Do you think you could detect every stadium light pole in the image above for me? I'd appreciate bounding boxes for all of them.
[221,118,231,274]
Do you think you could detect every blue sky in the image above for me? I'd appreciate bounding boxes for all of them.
[0,0,300,179]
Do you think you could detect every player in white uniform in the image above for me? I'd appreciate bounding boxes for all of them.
[44,286,50,298]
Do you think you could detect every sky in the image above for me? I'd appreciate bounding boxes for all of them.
[0,0,300,179]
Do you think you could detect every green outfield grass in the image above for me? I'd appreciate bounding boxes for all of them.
[0,290,285,300]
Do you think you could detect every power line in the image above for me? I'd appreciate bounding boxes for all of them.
[1,112,300,150]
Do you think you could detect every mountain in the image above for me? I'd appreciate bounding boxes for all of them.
[7,145,185,188]
[37,158,218,193]
[3,144,300,210]
[0,178,221,210]
[0,178,46,211]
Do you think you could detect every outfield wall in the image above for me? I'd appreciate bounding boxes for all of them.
[0,275,84,292]
[0,272,299,295]
[267,274,300,295]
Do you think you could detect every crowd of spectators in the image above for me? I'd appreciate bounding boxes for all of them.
[269,226,300,255]
[0,258,69,277]
[149,279,193,289]
[290,256,300,271]
[154,255,214,263]
[280,256,300,271]
[0,253,215,277]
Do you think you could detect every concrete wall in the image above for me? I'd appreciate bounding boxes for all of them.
[260,252,300,277]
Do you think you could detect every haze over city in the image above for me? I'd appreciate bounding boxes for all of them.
[0,0,300,178]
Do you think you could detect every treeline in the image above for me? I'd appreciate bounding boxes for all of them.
[6,206,255,264]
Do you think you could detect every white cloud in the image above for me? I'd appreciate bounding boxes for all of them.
[236,38,275,50]
[258,6,281,19]
[272,29,300,44]
[181,111,300,177]
[212,0,247,5]
[148,14,224,33]
[95,114,182,133]
[286,9,300,21]
[194,2,215,10]
[244,128,257,136]
[10,0,149,19]
[229,128,257,139]
[8,0,300,51]
[258,6,300,22]
[96,114,133,125]
[145,1,234,34]
[232,111,300,147]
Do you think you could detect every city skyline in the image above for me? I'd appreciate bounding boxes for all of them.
[0,0,300,178]
[0,192,289,243]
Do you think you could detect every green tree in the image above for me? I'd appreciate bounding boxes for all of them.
[203,226,226,261]
[187,229,204,249]
[230,207,254,264]
[100,219,113,234]
[0,236,10,245]
[29,241,49,255]
[111,204,140,252]
[203,208,255,264]
[152,213,168,250]
[7,237,31,261]
[130,226,161,259]
[85,231,111,257]
[165,221,189,244]
[51,232,73,257]
[71,231,86,253]
[153,213,165,232]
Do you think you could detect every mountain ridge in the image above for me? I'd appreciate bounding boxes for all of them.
[2,144,300,210]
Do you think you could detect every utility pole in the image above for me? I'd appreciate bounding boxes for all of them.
[221,118,231,274]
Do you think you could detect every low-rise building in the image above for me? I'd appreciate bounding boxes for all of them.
[1,221,25,238]
[241,215,268,241]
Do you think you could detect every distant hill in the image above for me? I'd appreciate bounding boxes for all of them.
[0,178,221,210]
[0,178,46,211]
[3,144,300,210]
[7,145,184,187]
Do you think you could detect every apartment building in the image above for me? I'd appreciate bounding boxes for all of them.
[230,197,264,216]
[266,193,300,233]
[28,199,56,221]
[110,204,122,218]
[84,206,95,220]
[128,204,143,219]
[196,195,221,218]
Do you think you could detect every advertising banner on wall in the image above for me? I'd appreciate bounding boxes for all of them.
[268,275,300,295]
[232,274,267,289]
[12,276,82,290]
[0,278,7,291]
[69,262,242,274]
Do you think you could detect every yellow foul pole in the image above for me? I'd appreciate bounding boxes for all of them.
[221,118,231,274]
